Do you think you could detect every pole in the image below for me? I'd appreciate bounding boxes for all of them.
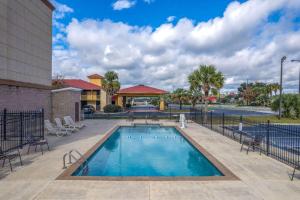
[279,56,286,119]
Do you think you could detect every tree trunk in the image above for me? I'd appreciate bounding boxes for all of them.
[180,101,182,110]
[204,91,209,123]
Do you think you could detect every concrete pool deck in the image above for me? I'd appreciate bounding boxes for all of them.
[0,119,300,200]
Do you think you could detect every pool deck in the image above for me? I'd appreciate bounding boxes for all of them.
[0,119,300,200]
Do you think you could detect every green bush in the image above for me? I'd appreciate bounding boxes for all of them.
[103,104,122,113]
[271,94,300,118]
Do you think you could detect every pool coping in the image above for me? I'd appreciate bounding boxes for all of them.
[56,124,239,181]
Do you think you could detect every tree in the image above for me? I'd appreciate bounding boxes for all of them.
[272,83,280,96]
[241,86,256,105]
[171,88,189,110]
[188,65,224,115]
[102,71,121,96]
[271,94,300,118]
[52,74,65,89]
[188,90,202,108]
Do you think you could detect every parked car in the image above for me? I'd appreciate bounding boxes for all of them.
[83,105,95,114]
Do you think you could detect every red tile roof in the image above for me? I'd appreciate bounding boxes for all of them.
[117,85,167,94]
[63,79,101,90]
[87,74,104,79]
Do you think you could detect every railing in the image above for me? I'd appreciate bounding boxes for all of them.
[81,95,100,101]
[190,108,300,167]
[0,109,44,152]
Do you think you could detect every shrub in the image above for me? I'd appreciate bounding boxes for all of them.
[103,104,122,113]
[271,94,300,118]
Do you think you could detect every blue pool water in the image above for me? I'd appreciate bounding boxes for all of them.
[73,125,223,177]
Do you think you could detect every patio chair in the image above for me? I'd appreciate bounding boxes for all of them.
[290,161,300,181]
[54,118,77,133]
[44,120,70,136]
[64,116,85,129]
[240,133,264,154]
[0,146,23,171]
[127,112,135,121]
[26,135,50,155]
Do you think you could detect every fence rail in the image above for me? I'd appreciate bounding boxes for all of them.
[0,109,44,152]
[190,108,300,167]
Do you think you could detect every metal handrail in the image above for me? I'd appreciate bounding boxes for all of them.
[62,149,88,170]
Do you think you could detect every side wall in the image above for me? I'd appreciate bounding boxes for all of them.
[51,91,81,122]
[0,0,53,117]
[0,85,51,119]
[0,0,52,85]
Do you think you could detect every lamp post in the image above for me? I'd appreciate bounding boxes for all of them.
[279,56,286,119]
[291,59,300,94]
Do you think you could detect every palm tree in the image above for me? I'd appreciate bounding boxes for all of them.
[188,65,224,116]
[188,89,202,108]
[272,83,280,96]
[102,71,121,96]
[171,88,189,110]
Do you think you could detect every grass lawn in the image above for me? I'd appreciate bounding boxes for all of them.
[244,115,300,124]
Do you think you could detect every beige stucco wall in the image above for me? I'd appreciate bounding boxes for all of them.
[100,89,107,111]
[0,0,52,86]
[51,90,81,122]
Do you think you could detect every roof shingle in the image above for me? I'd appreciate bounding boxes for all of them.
[117,85,167,94]
[63,79,101,90]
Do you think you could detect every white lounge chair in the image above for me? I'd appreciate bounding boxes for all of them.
[54,118,77,132]
[64,116,85,129]
[44,120,70,136]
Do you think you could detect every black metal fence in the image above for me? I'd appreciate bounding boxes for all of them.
[0,109,44,152]
[190,108,300,167]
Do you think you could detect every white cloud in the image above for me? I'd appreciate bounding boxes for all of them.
[112,0,136,10]
[51,0,73,19]
[53,0,300,92]
[167,16,176,22]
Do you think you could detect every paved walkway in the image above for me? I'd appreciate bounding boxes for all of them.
[0,119,300,200]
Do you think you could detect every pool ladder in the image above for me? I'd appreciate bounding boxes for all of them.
[62,149,88,171]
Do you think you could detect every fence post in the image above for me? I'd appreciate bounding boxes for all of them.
[3,109,7,141]
[239,115,243,143]
[266,120,270,156]
[41,108,44,140]
[200,109,203,125]
[210,111,213,129]
[20,112,23,148]
[222,113,225,135]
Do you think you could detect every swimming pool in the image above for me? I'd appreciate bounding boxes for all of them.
[58,125,237,180]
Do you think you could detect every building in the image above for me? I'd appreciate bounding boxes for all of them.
[0,0,54,119]
[115,85,168,110]
[51,87,82,122]
[61,74,108,111]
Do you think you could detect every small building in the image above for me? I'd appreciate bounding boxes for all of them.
[60,74,108,111]
[51,87,82,122]
[115,85,168,110]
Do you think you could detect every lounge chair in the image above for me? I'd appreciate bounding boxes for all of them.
[0,146,23,171]
[54,118,77,132]
[240,133,263,154]
[64,116,85,129]
[44,120,70,136]
[26,135,50,155]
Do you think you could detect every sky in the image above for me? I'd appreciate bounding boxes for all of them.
[51,0,300,93]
